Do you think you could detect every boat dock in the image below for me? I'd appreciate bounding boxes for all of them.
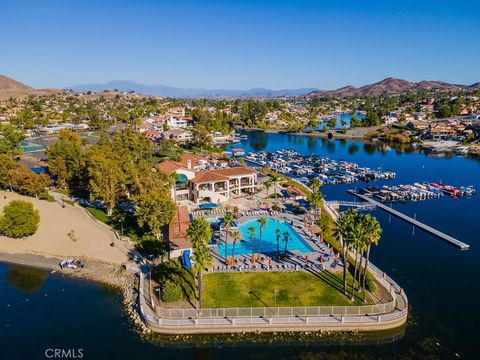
[347,190,470,251]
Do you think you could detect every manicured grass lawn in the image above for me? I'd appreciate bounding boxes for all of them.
[202,271,366,308]
[85,206,110,223]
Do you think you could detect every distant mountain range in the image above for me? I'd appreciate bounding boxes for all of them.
[308,77,480,97]
[69,80,317,98]
[1,74,479,100]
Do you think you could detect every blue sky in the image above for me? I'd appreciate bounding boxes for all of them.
[2,0,479,89]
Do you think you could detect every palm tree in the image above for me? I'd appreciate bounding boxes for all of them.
[349,220,365,301]
[264,180,272,197]
[334,209,356,296]
[248,226,256,264]
[275,228,281,259]
[309,178,322,192]
[256,217,267,260]
[223,212,234,263]
[360,214,382,302]
[186,218,213,309]
[230,230,241,265]
[270,174,281,198]
[283,231,290,258]
[307,191,323,221]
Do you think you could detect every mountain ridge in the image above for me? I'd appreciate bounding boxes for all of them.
[308,77,479,97]
[68,80,317,98]
[1,74,479,99]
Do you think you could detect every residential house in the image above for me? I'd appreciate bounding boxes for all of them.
[160,129,193,143]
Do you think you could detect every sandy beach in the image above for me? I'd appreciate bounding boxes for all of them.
[0,191,129,265]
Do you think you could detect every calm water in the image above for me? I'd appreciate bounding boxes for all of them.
[218,218,314,256]
[312,113,365,130]
[2,131,479,359]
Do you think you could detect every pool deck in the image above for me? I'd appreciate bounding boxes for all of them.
[210,213,342,273]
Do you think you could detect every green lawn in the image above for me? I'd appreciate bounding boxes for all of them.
[202,271,366,308]
[85,206,110,223]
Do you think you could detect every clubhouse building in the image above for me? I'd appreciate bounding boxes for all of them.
[156,153,258,205]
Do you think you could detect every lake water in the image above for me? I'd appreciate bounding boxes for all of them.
[311,113,365,130]
[2,131,479,359]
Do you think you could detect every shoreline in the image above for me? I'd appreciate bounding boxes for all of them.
[0,251,128,288]
[237,126,385,140]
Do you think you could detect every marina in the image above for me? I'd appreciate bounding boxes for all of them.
[356,182,475,203]
[244,150,396,186]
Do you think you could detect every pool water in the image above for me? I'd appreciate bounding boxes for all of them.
[217,218,314,256]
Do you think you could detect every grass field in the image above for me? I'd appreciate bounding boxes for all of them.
[202,271,366,308]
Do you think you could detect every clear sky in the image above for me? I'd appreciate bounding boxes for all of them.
[2,0,480,89]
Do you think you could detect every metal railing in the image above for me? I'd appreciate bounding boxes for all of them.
[146,264,403,321]
[152,302,396,319]
[139,263,408,331]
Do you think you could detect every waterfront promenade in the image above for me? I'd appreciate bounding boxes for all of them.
[138,260,408,334]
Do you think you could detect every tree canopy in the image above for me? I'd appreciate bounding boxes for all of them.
[46,129,84,189]
[0,200,40,238]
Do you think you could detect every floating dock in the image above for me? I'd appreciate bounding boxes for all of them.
[347,190,470,251]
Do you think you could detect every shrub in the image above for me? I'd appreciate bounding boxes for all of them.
[152,260,196,303]
[0,200,40,237]
[271,203,281,211]
[161,280,184,302]
[38,191,55,202]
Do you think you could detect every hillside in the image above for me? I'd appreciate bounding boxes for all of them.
[308,77,479,97]
[0,75,59,100]
[0,75,32,91]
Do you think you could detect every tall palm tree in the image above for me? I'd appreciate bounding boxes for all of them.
[307,191,324,221]
[283,231,290,258]
[360,214,382,301]
[309,177,322,193]
[334,209,356,296]
[349,220,365,301]
[230,229,241,265]
[275,228,281,259]
[256,217,267,260]
[264,180,272,197]
[186,218,213,310]
[248,226,256,264]
[270,174,281,198]
[223,212,234,263]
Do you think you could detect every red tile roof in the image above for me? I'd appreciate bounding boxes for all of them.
[168,205,191,250]
[156,160,185,174]
[190,167,256,184]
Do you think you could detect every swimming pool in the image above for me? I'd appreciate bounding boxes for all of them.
[217,218,314,256]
